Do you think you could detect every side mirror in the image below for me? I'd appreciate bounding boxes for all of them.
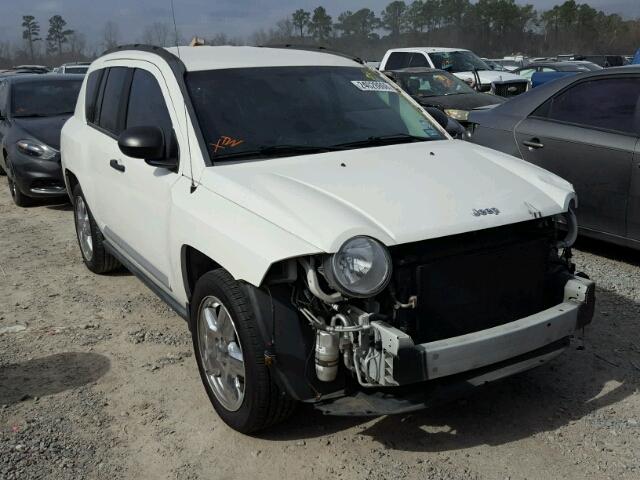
[425,107,466,139]
[382,71,396,82]
[118,126,178,169]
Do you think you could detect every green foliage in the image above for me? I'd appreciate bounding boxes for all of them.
[46,15,74,55]
[292,9,311,38]
[309,7,333,42]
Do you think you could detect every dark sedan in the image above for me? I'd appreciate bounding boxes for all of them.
[467,66,640,249]
[383,68,505,126]
[0,74,83,206]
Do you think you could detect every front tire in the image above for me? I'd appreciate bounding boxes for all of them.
[192,269,295,433]
[7,176,34,207]
[72,184,120,274]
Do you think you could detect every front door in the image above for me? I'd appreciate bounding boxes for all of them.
[515,75,640,238]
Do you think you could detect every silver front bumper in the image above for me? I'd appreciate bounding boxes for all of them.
[369,276,595,385]
[419,299,579,379]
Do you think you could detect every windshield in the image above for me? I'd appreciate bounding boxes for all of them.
[186,66,445,163]
[430,51,490,73]
[65,66,88,74]
[11,80,82,117]
[397,71,475,97]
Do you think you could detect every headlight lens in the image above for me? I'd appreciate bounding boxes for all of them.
[16,139,57,160]
[444,109,470,121]
[325,236,392,298]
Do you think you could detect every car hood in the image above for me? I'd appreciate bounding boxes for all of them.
[199,140,574,253]
[416,93,505,110]
[12,114,71,149]
[453,70,527,85]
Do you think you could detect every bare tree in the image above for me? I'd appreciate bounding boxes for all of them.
[102,21,120,51]
[141,22,171,47]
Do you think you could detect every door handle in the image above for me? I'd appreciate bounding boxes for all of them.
[109,159,125,172]
[523,139,544,149]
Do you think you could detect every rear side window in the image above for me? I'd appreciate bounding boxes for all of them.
[385,52,411,70]
[85,69,104,123]
[408,53,429,68]
[534,77,640,135]
[97,67,129,135]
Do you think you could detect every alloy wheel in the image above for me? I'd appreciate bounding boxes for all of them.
[198,296,246,412]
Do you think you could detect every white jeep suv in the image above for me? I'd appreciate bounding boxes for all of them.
[61,45,594,433]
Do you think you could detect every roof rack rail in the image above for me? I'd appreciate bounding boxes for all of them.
[259,43,364,65]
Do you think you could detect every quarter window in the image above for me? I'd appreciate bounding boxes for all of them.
[534,77,640,135]
[97,67,129,135]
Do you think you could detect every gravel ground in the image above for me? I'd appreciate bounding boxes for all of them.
[1,185,639,480]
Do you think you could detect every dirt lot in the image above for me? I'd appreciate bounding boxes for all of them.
[1,185,639,480]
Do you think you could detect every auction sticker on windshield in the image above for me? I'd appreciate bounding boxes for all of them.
[351,81,396,93]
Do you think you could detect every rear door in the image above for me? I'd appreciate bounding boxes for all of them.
[82,66,131,231]
[514,75,640,238]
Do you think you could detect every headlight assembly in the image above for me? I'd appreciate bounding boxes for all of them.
[324,236,392,298]
[444,109,470,122]
[16,139,57,160]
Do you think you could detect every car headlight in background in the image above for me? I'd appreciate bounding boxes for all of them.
[444,109,470,122]
[324,236,392,298]
[16,139,57,160]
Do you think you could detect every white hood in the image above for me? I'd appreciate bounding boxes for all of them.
[454,70,527,85]
[199,140,574,253]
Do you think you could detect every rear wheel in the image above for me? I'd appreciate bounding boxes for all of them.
[192,269,295,433]
[72,184,120,274]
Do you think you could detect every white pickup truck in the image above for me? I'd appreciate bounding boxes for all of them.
[380,47,530,97]
[61,45,594,433]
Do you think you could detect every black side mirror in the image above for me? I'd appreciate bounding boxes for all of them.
[118,126,178,169]
[425,107,465,139]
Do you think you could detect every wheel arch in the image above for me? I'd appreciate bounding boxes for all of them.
[64,169,80,203]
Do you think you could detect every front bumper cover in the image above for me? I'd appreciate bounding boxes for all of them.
[314,275,595,415]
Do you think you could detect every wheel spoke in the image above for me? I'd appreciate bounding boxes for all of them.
[197,296,246,412]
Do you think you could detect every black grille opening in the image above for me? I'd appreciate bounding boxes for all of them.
[386,219,568,343]
[493,82,528,98]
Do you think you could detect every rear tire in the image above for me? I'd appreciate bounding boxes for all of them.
[72,184,120,274]
[191,269,295,433]
[7,176,34,207]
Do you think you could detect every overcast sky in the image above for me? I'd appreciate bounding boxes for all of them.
[1,0,638,49]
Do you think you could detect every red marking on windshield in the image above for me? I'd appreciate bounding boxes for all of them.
[212,136,244,154]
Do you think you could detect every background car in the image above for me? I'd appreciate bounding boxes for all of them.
[575,54,629,68]
[383,67,505,126]
[54,62,91,75]
[0,74,83,206]
[514,61,602,80]
[380,48,530,98]
[467,66,640,249]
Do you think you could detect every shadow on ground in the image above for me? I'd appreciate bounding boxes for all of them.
[260,286,640,452]
[575,236,640,267]
[0,352,110,405]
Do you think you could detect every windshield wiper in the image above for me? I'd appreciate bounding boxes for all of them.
[12,113,49,118]
[213,144,341,161]
[332,133,432,149]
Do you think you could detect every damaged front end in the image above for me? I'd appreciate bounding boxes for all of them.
[253,211,594,415]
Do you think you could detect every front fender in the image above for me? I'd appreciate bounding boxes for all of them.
[170,177,321,303]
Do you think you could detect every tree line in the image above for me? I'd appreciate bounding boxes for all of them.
[251,0,640,61]
[1,1,638,69]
